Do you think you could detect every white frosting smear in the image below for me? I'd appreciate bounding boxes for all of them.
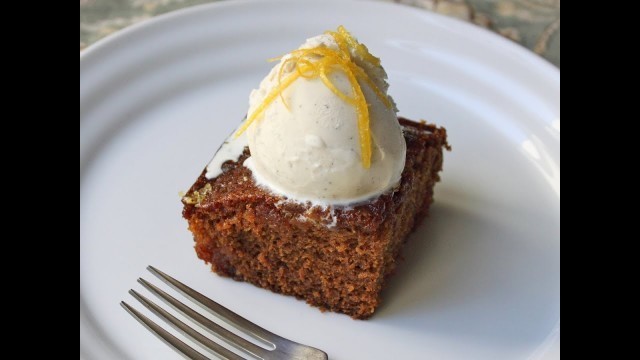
[205,129,248,179]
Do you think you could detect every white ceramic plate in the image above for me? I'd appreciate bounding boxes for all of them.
[80,1,560,359]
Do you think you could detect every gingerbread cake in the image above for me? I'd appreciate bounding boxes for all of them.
[181,26,449,319]
[182,118,448,319]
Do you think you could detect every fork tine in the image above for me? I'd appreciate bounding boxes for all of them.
[128,290,245,360]
[120,301,210,360]
[148,266,282,344]
[137,279,268,359]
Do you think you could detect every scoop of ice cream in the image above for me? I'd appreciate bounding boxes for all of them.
[243,29,406,204]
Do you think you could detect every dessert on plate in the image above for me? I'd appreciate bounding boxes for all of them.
[182,26,449,319]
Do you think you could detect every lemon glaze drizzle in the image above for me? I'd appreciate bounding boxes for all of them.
[235,26,391,169]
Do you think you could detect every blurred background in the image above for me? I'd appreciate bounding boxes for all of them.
[80,0,559,67]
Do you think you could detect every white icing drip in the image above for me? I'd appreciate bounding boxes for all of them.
[325,207,338,228]
[205,129,248,179]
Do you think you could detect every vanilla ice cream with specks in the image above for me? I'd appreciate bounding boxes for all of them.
[241,27,406,205]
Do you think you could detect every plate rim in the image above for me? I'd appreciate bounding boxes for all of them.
[80,0,559,79]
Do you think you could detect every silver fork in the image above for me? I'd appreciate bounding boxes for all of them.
[121,266,328,360]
